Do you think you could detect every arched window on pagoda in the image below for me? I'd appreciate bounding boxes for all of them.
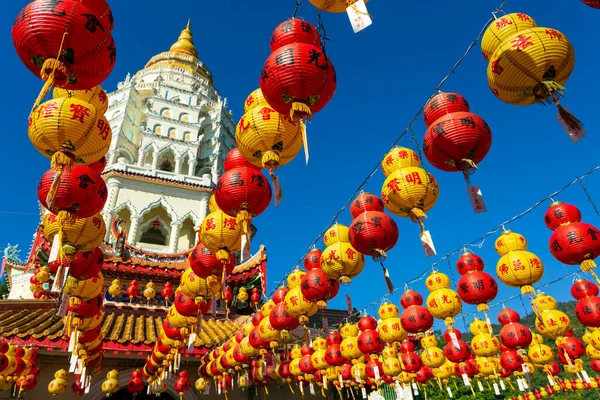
[180,153,190,175]
[160,108,171,118]
[153,124,162,135]
[183,131,192,142]
[140,219,168,245]
[158,148,175,172]
[137,207,172,248]
[168,128,177,139]
[143,146,154,168]
[178,217,196,250]
[179,112,189,122]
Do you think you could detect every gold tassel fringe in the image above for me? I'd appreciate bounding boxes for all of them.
[290,102,312,120]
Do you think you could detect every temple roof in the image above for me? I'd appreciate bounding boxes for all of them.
[0,304,239,352]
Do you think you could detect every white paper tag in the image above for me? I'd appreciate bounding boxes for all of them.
[522,364,529,374]
[449,331,461,350]
[493,383,500,395]
[310,383,315,395]
[68,330,76,352]
[51,265,63,293]
[361,387,367,399]
[477,380,484,392]
[556,107,586,143]
[218,383,222,395]
[272,174,282,208]
[421,230,437,257]
[299,381,304,394]
[58,292,69,317]
[547,375,555,386]
[346,0,372,33]
[241,233,251,262]
[323,376,327,388]
[499,380,506,390]
[447,386,453,398]
[522,378,528,389]
[205,386,210,395]
[517,378,524,391]
[302,121,309,165]
[75,359,83,375]
[395,382,403,398]
[374,366,380,381]
[85,376,91,394]
[467,186,487,213]
[187,333,197,353]
[582,370,591,384]
[339,374,344,388]
[69,355,78,373]
[48,234,60,263]
[462,373,470,387]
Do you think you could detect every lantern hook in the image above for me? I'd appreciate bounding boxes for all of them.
[291,0,303,18]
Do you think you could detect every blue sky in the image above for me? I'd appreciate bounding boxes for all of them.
[2,0,600,330]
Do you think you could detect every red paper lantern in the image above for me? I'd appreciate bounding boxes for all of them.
[558,337,585,361]
[415,366,433,383]
[498,307,521,325]
[252,311,264,327]
[582,0,600,9]
[12,0,116,90]
[38,165,107,217]
[269,302,300,332]
[549,222,600,265]
[499,322,532,350]
[455,252,485,275]
[326,331,342,345]
[350,192,385,218]
[348,210,399,259]
[365,359,383,379]
[299,354,315,374]
[50,246,103,278]
[174,290,199,316]
[571,279,599,299]
[358,315,378,331]
[300,268,339,306]
[273,286,290,304]
[250,288,262,306]
[304,249,322,271]
[301,344,314,355]
[544,202,582,230]
[260,43,336,120]
[162,320,183,341]
[400,305,434,333]
[400,289,424,308]
[270,19,321,52]
[423,111,492,174]
[575,294,600,327]
[590,359,600,372]
[249,327,270,350]
[499,350,524,371]
[443,328,462,342]
[340,363,352,380]
[455,360,478,377]
[444,340,472,363]
[423,92,470,128]
[189,242,234,277]
[400,352,422,373]
[88,156,107,175]
[357,329,384,355]
[399,341,414,354]
[174,371,191,394]
[233,345,249,364]
[456,271,498,309]
[68,292,103,317]
[325,345,347,366]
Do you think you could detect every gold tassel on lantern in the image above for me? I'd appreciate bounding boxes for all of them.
[290,102,312,120]
[31,32,69,114]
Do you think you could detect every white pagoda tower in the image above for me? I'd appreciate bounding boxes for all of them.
[101,20,237,254]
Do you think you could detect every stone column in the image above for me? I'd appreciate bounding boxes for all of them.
[198,192,209,223]
[136,148,145,166]
[168,221,181,253]
[106,181,121,211]
[128,215,141,246]
[174,156,183,175]
[102,212,115,243]
[152,152,159,170]
[193,225,200,245]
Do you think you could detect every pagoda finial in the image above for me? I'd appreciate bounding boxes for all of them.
[169,19,198,58]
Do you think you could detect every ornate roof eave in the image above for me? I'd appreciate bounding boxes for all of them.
[101,170,213,192]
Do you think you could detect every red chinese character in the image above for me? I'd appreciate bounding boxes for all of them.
[512,259,525,271]
[441,295,451,304]
[290,295,299,306]
[70,103,91,123]
[92,217,102,229]
[204,218,216,231]
[97,119,110,140]
[246,96,255,107]
[516,13,531,22]
[345,247,356,260]
[428,299,439,308]
[545,29,562,40]
[511,35,534,51]
[239,115,250,130]
[404,172,422,185]
[491,59,504,75]
[397,150,408,159]
[529,258,542,269]
[258,107,274,121]
[385,156,393,166]
[328,250,340,261]
[223,218,238,230]
[499,263,509,275]
[97,90,107,104]
[387,178,401,192]
[495,17,513,29]
[37,102,58,119]
[548,319,557,327]
[329,230,337,238]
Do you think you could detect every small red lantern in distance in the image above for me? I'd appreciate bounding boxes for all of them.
[423,92,470,128]
[304,249,322,271]
[270,19,322,52]
[456,252,485,275]
[456,270,498,311]
[300,268,339,307]
[260,20,336,120]
[12,0,116,89]
[400,289,424,308]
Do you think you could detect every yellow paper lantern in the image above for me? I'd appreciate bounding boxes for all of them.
[65,272,104,300]
[340,323,359,338]
[313,337,327,351]
[324,224,350,247]
[495,230,528,256]
[528,340,554,365]
[487,28,575,107]
[44,212,106,255]
[47,369,69,395]
[421,334,439,348]
[382,356,402,376]
[53,85,109,115]
[471,333,500,357]
[243,88,269,113]
[496,240,544,295]
[179,269,221,301]
[320,241,365,283]
[308,0,369,13]
[535,308,571,340]
[475,357,497,376]
[287,270,306,289]
[381,147,421,177]
[240,336,258,357]
[261,300,276,316]
[311,350,328,370]
[290,359,303,377]
[587,344,600,360]
[481,13,537,61]
[236,95,303,170]
[290,345,303,359]
[208,194,220,213]
[167,306,196,328]
[432,362,454,380]
[378,318,407,344]
[67,311,103,331]
[381,165,439,226]
[381,345,398,359]
[340,336,362,361]
[284,286,318,324]
[258,317,280,342]
[422,346,446,368]
[533,293,558,311]
[29,97,111,166]
[378,302,399,320]
[199,210,243,263]
[108,279,122,296]
[469,318,490,336]
[101,369,120,395]
[143,282,156,300]
[426,287,462,325]
[425,271,451,292]
[351,363,366,380]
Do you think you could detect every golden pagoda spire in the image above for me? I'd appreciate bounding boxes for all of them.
[169,19,198,58]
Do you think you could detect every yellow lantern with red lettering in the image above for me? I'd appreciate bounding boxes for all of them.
[284,286,318,325]
[425,271,462,326]
[495,231,544,294]
[421,335,446,369]
[475,357,497,376]
[258,316,280,342]
[378,302,406,344]
[528,334,554,365]
[53,86,109,115]
[324,224,350,247]
[236,89,303,170]
[534,293,571,340]
[44,212,106,257]
[199,210,243,264]
[381,147,439,232]
[432,362,454,380]
[179,269,221,301]
[480,13,537,61]
[425,271,451,292]
[208,195,220,213]
[287,270,306,290]
[320,241,365,284]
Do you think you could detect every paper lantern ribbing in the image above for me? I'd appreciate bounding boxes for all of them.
[43,212,106,257]
[399,289,433,333]
[456,252,498,312]
[470,319,499,357]
[300,268,339,308]
[582,0,600,8]
[422,92,492,180]
[308,0,369,13]
[260,22,336,120]
[199,210,243,264]
[377,302,407,344]
[381,147,439,234]
[484,13,582,136]
[572,279,600,328]
[320,224,365,283]
[545,202,600,286]
[270,19,321,51]
[495,230,544,294]
[423,92,470,127]
[480,13,537,61]
[12,0,116,91]
[425,271,462,326]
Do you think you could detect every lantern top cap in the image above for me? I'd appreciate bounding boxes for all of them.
[169,19,198,58]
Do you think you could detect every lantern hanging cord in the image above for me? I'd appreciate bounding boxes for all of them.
[401,164,600,284]
[292,0,303,18]
[577,178,600,218]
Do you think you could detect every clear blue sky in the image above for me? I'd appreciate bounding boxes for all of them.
[2,0,600,330]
